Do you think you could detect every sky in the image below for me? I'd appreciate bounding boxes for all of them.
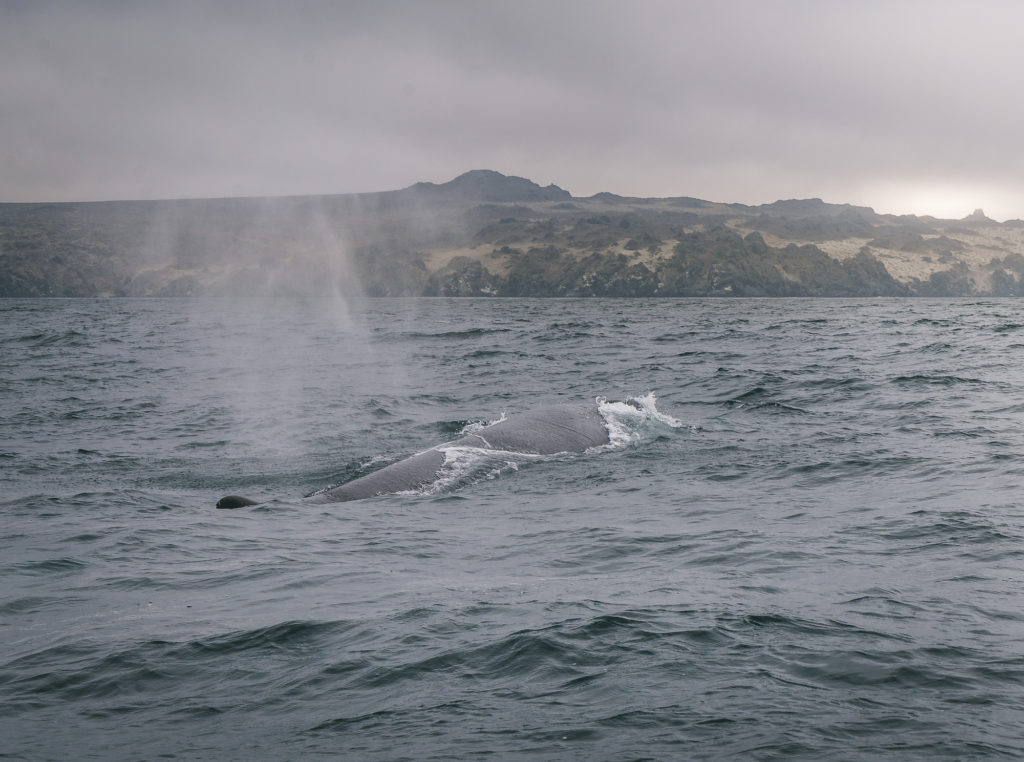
[3,0,1024,219]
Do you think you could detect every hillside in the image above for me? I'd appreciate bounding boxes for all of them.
[3,170,1024,297]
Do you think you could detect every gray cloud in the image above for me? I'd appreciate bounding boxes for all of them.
[3,0,1024,218]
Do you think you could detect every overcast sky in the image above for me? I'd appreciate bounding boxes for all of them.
[3,0,1023,219]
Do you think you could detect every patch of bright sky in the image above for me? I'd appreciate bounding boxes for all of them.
[864,182,1024,222]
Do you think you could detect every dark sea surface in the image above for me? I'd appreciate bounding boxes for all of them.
[2,297,1024,760]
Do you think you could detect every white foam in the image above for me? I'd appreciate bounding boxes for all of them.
[461,411,508,435]
[596,392,685,450]
[406,444,539,496]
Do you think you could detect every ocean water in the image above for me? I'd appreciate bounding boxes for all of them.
[2,296,1024,760]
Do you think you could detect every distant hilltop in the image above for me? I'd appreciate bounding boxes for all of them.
[2,170,1024,297]
[408,169,571,203]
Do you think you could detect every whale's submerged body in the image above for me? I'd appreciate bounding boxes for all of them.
[217,403,610,508]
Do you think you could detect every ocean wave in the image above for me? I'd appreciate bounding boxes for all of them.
[5,557,87,577]
[890,374,988,387]
[14,329,90,347]
[387,327,512,341]
[8,298,1024,760]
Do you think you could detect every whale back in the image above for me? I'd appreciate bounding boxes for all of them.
[217,402,609,507]
[456,404,609,454]
[307,449,447,503]
[309,404,608,502]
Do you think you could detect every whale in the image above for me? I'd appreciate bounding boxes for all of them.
[216,402,610,508]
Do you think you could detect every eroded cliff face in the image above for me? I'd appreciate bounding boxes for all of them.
[3,170,1023,297]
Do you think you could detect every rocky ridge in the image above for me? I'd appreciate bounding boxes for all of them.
[2,170,1023,297]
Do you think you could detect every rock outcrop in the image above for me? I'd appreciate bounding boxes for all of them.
[2,171,1022,297]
